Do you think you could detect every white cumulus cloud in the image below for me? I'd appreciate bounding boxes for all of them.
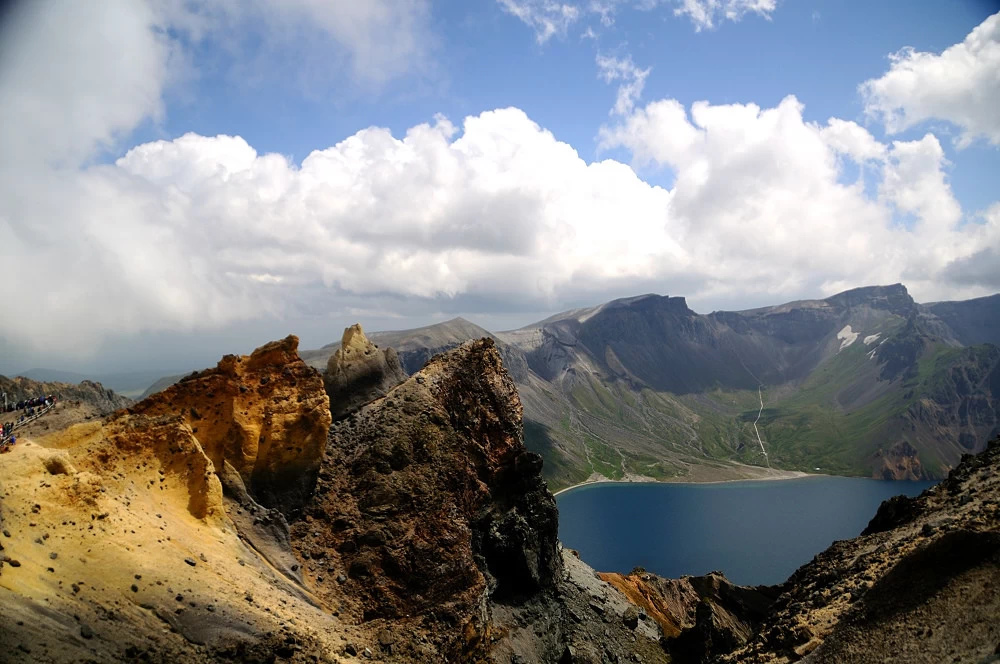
[2,0,998,360]
[597,94,997,299]
[860,12,1000,147]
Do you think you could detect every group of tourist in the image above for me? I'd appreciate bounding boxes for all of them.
[3,394,53,413]
[0,394,57,451]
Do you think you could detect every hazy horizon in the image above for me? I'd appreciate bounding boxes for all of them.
[3,282,996,378]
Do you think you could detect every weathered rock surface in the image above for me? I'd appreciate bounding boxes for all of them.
[4,327,999,664]
[0,337,346,663]
[294,336,678,662]
[129,335,331,514]
[298,339,562,654]
[324,323,406,420]
[600,568,778,649]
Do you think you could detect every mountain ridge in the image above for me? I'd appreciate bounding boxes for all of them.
[309,283,1000,489]
[137,284,999,490]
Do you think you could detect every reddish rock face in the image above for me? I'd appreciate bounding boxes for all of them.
[128,335,332,514]
[294,338,561,657]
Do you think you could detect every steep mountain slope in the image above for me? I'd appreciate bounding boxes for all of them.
[3,330,998,663]
[0,335,674,663]
[298,284,999,490]
[719,437,1000,663]
[922,293,1000,347]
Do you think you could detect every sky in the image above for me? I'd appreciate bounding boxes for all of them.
[1,0,999,375]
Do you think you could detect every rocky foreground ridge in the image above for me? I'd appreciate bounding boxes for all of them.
[1,329,998,663]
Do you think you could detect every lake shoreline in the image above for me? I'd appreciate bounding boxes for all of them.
[553,467,827,497]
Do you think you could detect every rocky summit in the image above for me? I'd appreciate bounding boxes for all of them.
[324,324,407,421]
[1,329,998,663]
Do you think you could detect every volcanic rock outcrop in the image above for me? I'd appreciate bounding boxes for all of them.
[299,338,562,655]
[324,324,407,420]
[1,333,677,663]
[0,336,346,662]
[5,326,998,663]
[128,335,332,514]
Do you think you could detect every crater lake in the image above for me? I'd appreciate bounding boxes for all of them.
[556,476,936,586]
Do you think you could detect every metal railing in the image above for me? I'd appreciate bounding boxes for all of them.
[0,402,55,449]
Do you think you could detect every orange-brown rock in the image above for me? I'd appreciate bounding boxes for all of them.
[0,338,348,662]
[128,335,331,513]
[600,568,777,657]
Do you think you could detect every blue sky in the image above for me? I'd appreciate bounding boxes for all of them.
[129,0,999,192]
[1,0,999,373]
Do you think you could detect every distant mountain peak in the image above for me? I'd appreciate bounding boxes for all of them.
[824,283,915,315]
[604,293,693,317]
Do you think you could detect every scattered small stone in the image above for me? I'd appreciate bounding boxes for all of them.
[363,647,372,658]
[1,530,9,538]
[184,558,197,567]
[176,595,184,602]
[336,574,347,584]
[345,643,358,656]
[80,624,94,639]
[199,553,208,563]
[130,584,138,593]
[7,559,20,568]
[623,606,639,630]
[49,552,58,560]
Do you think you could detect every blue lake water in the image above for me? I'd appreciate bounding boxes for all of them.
[556,476,936,586]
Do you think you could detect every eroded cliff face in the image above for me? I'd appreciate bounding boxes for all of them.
[0,332,675,663]
[295,338,563,658]
[128,335,332,514]
[599,569,778,648]
[0,337,347,663]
